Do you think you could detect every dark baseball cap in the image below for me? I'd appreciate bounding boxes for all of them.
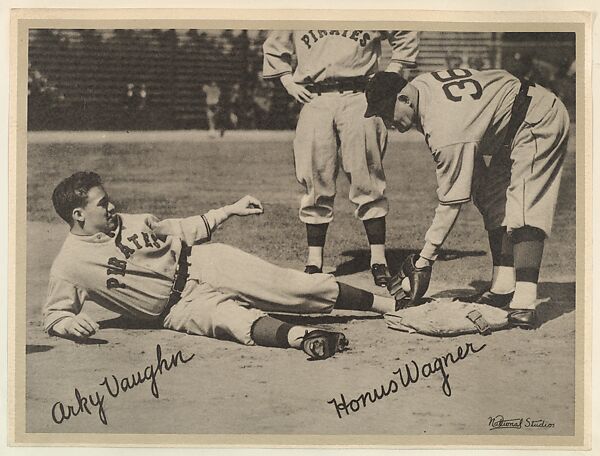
[364,71,409,119]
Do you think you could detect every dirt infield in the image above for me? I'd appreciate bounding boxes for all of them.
[24,131,577,439]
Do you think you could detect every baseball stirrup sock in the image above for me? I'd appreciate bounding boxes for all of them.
[488,227,515,294]
[250,316,293,348]
[511,226,546,306]
[306,223,329,247]
[488,227,513,267]
[335,283,374,311]
[512,228,545,281]
[363,217,386,245]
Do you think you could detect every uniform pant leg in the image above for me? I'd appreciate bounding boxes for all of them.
[472,149,512,232]
[189,243,340,314]
[503,100,570,236]
[336,92,389,220]
[162,280,266,346]
[293,95,339,224]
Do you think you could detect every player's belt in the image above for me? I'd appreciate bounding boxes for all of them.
[163,243,192,316]
[304,77,368,95]
[503,79,534,149]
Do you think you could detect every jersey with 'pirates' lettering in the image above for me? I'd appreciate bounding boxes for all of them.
[43,211,226,331]
[262,30,419,229]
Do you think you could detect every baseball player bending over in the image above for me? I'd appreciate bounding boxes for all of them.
[43,172,406,360]
[262,30,419,287]
[364,69,570,329]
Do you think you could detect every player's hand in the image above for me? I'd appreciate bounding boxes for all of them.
[52,312,99,339]
[226,195,264,217]
[281,74,314,104]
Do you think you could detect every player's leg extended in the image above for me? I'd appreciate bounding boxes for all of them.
[163,281,266,345]
[163,286,347,360]
[251,316,349,360]
[503,98,570,327]
[470,151,515,307]
[337,92,390,285]
[189,243,397,315]
[293,96,339,272]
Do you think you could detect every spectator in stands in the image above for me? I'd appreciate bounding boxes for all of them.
[136,83,148,111]
[467,56,490,70]
[125,83,136,112]
[445,53,463,70]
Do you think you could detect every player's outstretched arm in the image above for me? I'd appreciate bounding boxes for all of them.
[224,195,264,217]
[280,74,314,104]
[399,203,461,303]
[147,196,263,245]
[50,312,99,339]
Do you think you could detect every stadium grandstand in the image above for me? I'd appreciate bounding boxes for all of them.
[27,29,575,131]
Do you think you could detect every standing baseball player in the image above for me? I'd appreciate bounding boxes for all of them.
[364,69,570,329]
[202,81,221,138]
[262,30,419,287]
[44,172,406,360]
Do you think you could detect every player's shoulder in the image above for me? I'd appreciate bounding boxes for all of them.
[119,212,154,222]
[119,213,159,230]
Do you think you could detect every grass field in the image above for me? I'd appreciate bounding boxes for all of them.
[24,130,578,440]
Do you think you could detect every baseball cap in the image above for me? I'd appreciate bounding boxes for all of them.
[364,71,409,119]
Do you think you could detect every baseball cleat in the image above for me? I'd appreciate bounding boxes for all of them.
[462,290,514,308]
[371,263,391,287]
[507,308,538,329]
[301,329,348,361]
[304,265,323,274]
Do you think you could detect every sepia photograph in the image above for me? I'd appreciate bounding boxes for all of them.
[7,7,591,449]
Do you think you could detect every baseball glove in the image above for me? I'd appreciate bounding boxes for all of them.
[387,254,432,305]
[384,298,509,337]
[301,329,349,361]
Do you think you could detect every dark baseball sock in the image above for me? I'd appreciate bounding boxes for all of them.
[363,217,386,245]
[488,226,514,267]
[512,226,546,283]
[306,223,329,247]
[250,316,293,348]
[334,282,374,311]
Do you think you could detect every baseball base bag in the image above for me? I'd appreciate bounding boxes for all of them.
[384,298,509,337]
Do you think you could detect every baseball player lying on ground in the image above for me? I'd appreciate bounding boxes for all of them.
[43,172,407,360]
[364,68,570,329]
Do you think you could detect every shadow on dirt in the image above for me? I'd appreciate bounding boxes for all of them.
[269,313,382,326]
[333,248,487,277]
[99,316,164,330]
[61,335,110,345]
[435,280,576,326]
[26,344,54,354]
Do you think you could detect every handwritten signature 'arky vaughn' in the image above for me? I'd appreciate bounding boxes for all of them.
[51,344,194,425]
[328,341,486,418]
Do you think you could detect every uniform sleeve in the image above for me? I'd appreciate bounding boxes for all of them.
[43,275,88,333]
[262,31,295,79]
[147,209,229,246]
[384,31,419,72]
[433,142,477,205]
[420,203,462,261]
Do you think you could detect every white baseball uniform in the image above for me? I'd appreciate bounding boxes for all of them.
[44,211,340,345]
[262,30,419,223]
[407,69,569,260]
